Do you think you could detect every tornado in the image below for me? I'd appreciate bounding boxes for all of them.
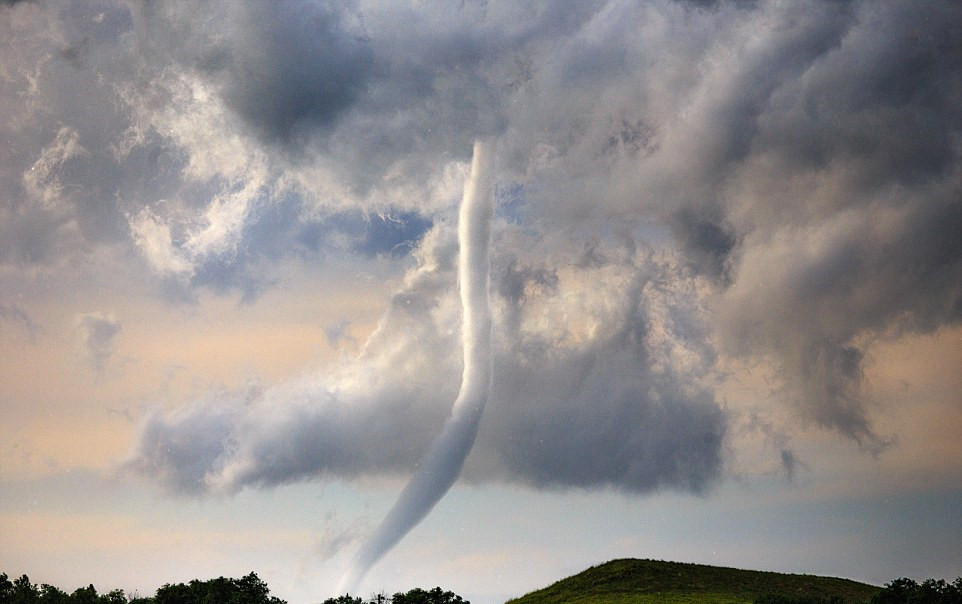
[337,140,495,594]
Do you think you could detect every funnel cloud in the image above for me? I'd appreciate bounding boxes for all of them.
[338,139,495,593]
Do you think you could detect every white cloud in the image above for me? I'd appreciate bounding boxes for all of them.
[22,126,88,211]
[128,207,192,277]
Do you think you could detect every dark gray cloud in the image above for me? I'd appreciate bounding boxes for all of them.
[707,0,962,444]
[214,2,376,146]
[484,315,725,493]
[669,208,736,284]
[779,448,797,482]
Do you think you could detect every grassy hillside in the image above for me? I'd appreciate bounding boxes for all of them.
[505,559,880,604]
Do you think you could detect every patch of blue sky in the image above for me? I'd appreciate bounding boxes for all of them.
[495,181,526,225]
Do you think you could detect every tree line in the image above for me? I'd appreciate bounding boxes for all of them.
[754,577,962,604]
[0,573,468,604]
[870,577,962,604]
[321,587,466,604]
[0,572,284,604]
[7,570,961,604]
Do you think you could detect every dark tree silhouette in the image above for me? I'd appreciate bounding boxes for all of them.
[0,572,286,604]
[871,577,962,604]
[322,586,468,604]
[320,596,363,604]
[390,587,468,604]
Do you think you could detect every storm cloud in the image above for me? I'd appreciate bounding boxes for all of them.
[2,0,960,496]
[123,221,726,495]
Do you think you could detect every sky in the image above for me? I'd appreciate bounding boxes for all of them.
[1,0,961,603]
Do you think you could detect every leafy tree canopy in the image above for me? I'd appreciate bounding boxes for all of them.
[322,587,468,604]
[319,596,363,604]
[0,573,286,604]
[390,588,466,604]
[753,577,962,604]
[870,577,962,604]
[3,572,470,604]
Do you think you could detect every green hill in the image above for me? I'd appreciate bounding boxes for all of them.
[505,559,880,604]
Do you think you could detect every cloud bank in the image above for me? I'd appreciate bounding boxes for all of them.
[123,216,725,495]
[1,0,959,495]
